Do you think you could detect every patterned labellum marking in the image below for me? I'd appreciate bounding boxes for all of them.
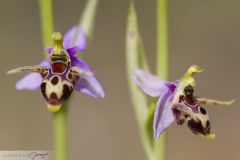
[42,70,49,78]
[51,76,59,85]
[40,68,74,108]
[66,71,73,81]
[172,104,186,125]
[173,85,211,136]
[62,84,72,100]
[187,118,210,135]
[199,106,207,115]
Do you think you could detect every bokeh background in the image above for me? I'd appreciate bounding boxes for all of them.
[0,0,239,160]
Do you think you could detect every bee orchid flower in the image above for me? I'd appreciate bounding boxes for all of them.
[132,65,233,140]
[7,26,105,112]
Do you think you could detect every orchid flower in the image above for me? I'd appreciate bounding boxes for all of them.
[7,26,105,112]
[132,65,233,140]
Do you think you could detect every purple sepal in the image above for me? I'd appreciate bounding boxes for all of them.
[63,25,87,54]
[153,90,175,139]
[132,69,178,138]
[16,60,49,90]
[132,69,172,97]
[71,57,105,98]
[67,47,84,56]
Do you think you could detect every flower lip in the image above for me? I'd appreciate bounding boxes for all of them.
[187,118,210,135]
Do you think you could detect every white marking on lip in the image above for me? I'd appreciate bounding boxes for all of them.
[44,77,73,100]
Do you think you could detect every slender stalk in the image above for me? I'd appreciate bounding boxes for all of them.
[156,0,168,79]
[126,3,153,158]
[79,0,98,42]
[38,0,54,55]
[154,133,166,160]
[38,1,67,160]
[53,104,68,160]
[155,0,169,160]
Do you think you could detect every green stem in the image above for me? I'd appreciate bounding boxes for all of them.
[154,133,166,160]
[53,104,68,160]
[79,0,98,42]
[38,1,67,160]
[126,2,153,159]
[156,0,168,79]
[155,0,169,160]
[38,0,54,55]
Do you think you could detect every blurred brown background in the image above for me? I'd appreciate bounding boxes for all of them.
[0,0,239,160]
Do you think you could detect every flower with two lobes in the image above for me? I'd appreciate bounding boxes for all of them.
[8,26,105,112]
[133,65,234,140]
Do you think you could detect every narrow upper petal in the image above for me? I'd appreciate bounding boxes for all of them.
[154,90,175,139]
[63,25,87,54]
[132,69,175,97]
[16,60,50,90]
[71,57,105,98]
